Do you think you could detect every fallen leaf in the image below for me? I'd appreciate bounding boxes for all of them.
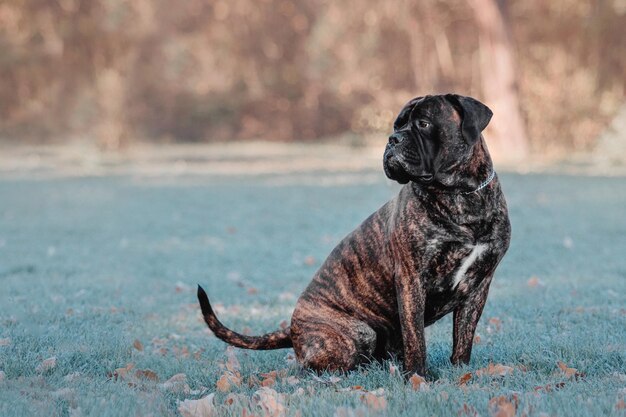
[251,387,286,417]
[475,363,514,377]
[135,369,159,382]
[159,373,190,394]
[279,320,289,330]
[284,352,297,366]
[224,393,249,408]
[178,393,216,417]
[360,392,387,410]
[247,287,259,295]
[225,346,241,373]
[616,398,625,410]
[473,335,481,344]
[175,281,192,293]
[261,377,275,387]
[216,374,233,392]
[36,356,57,373]
[557,361,584,379]
[110,363,135,381]
[527,276,543,287]
[278,292,295,301]
[534,382,566,393]
[133,339,144,351]
[285,376,300,385]
[304,256,316,266]
[488,396,517,417]
[0,338,10,347]
[488,317,502,332]
[409,374,428,391]
[459,373,472,385]
[563,236,573,248]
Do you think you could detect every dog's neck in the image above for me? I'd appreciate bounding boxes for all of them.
[412,138,496,198]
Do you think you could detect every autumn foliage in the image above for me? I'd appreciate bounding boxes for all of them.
[0,0,623,154]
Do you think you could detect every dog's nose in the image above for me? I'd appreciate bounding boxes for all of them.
[388,133,403,145]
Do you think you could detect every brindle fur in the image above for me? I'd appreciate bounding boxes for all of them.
[197,94,511,377]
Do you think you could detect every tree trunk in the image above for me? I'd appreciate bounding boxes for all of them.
[468,0,529,163]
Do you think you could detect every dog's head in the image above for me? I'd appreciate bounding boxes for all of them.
[383,94,492,185]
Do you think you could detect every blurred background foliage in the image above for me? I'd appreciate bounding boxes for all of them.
[0,0,624,157]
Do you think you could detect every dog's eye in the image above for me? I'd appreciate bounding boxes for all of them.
[418,121,430,129]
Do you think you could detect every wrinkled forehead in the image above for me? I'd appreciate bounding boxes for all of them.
[410,95,457,120]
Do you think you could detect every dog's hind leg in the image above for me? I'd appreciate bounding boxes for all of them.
[291,314,377,372]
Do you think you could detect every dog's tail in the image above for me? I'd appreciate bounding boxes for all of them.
[197,285,293,350]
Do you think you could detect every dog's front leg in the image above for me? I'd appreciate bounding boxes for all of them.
[395,273,426,377]
[451,275,492,365]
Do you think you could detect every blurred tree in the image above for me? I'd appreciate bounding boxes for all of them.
[0,0,623,158]
[467,0,529,161]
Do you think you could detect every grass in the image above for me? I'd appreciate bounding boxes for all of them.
[0,171,625,416]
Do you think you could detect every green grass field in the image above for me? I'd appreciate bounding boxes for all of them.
[0,171,624,416]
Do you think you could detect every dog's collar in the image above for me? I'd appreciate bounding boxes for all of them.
[463,168,496,195]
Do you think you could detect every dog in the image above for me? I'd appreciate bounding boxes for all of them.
[197,94,511,377]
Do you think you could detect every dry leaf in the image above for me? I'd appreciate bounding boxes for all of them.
[285,376,300,385]
[261,377,276,387]
[459,373,472,385]
[133,339,144,351]
[110,363,134,381]
[251,387,286,417]
[475,363,514,377]
[527,276,543,287]
[224,393,248,408]
[135,369,159,382]
[225,346,241,373]
[409,373,428,391]
[304,256,316,266]
[488,317,502,331]
[360,392,387,410]
[36,356,57,373]
[178,393,216,417]
[534,382,566,393]
[159,373,190,394]
[488,396,516,417]
[616,398,625,410]
[389,364,399,376]
[474,335,481,344]
[0,338,10,347]
[215,371,241,392]
[279,320,289,330]
[247,287,259,295]
[557,361,583,379]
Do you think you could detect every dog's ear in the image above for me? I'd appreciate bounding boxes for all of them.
[393,97,423,130]
[445,94,493,144]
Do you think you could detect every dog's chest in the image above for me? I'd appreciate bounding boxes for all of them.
[422,239,491,292]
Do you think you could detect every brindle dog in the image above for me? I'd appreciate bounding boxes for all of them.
[197,94,511,377]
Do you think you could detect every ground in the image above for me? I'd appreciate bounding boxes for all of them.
[0,145,625,417]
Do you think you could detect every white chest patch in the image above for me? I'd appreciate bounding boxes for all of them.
[453,243,488,288]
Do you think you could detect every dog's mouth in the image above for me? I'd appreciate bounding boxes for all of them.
[384,148,435,184]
